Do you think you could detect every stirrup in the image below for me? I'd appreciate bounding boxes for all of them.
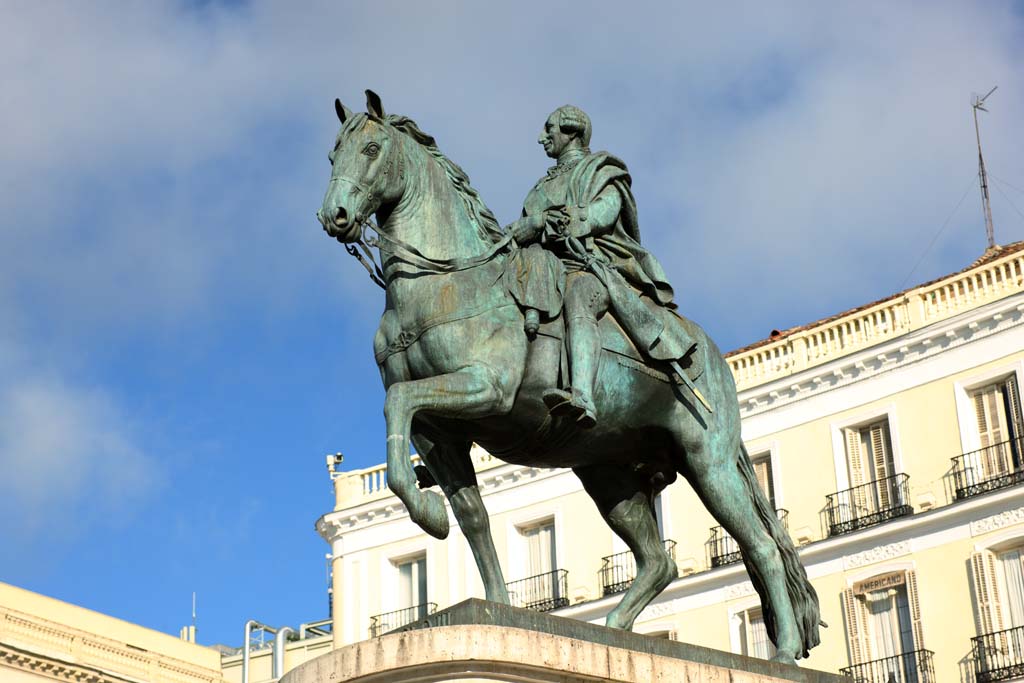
[542,388,597,429]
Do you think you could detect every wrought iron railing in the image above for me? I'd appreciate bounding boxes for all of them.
[506,569,569,612]
[368,602,437,637]
[972,624,1024,683]
[952,436,1024,500]
[599,540,677,595]
[840,649,935,683]
[825,474,912,537]
[707,510,789,568]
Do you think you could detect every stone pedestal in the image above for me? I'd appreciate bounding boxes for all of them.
[282,600,844,683]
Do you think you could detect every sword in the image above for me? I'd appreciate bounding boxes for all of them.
[563,233,713,415]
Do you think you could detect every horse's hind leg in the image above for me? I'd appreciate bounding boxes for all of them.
[412,429,509,604]
[574,464,677,630]
[684,445,801,662]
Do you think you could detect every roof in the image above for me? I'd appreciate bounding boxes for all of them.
[725,240,1024,357]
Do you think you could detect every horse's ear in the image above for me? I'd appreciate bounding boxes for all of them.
[335,98,353,124]
[365,89,385,119]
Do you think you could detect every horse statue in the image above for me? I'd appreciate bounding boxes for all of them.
[317,90,822,663]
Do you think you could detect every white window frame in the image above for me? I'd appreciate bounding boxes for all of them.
[381,545,430,615]
[744,439,783,509]
[506,510,561,581]
[728,596,775,658]
[829,404,905,492]
[953,360,1024,455]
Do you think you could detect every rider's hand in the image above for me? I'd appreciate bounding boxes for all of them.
[542,206,570,239]
[511,214,545,244]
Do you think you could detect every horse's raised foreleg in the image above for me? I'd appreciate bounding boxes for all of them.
[684,448,802,663]
[384,364,512,540]
[574,464,677,631]
[412,431,509,604]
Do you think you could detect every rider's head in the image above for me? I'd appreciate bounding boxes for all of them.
[555,105,591,148]
[539,105,592,159]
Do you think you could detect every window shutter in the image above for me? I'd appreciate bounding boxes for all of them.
[975,389,993,447]
[842,588,872,665]
[845,429,868,520]
[869,423,894,508]
[752,455,776,508]
[971,550,1005,635]
[1005,375,1023,441]
[846,428,866,487]
[906,570,924,650]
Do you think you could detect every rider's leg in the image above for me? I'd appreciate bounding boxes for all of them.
[564,271,609,427]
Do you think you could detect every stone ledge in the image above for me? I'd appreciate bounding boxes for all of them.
[283,599,844,683]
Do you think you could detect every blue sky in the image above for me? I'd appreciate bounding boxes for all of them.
[2,1,1024,648]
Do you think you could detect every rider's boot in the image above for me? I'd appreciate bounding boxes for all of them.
[543,316,599,429]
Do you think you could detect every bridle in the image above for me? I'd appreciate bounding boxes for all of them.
[326,122,513,289]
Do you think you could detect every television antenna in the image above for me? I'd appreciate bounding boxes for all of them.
[972,86,998,249]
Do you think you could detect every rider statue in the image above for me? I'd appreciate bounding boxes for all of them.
[505,105,696,429]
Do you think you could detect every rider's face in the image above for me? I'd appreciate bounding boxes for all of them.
[539,113,573,159]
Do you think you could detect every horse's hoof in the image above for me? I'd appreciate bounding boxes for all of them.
[770,652,797,666]
[416,490,450,539]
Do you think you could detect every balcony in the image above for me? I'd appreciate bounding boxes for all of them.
[840,649,935,683]
[599,540,678,595]
[825,474,912,537]
[368,603,437,637]
[952,436,1024,501]
[707,510,789,568]
[972,625,1024,683]
[506,569,569,612]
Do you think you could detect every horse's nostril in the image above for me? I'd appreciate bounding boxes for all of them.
[333,206,348,227]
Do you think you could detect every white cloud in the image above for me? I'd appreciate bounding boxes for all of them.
[2,1,1024,346]
[0,372,159,536]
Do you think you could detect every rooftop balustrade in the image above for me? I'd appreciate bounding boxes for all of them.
[825,474,912,537]
[952,436,1024,501]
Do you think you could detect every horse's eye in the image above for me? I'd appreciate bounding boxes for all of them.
[362,142,381,158]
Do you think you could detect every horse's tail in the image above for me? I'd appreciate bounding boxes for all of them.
[737,444,823,659]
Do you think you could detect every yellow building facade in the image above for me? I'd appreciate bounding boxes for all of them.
[318,242,1024,682]
[0,582,224,683]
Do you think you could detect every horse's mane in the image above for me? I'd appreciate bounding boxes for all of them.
[383,115,505,243]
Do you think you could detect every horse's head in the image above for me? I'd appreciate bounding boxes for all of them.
[318,90,404,243]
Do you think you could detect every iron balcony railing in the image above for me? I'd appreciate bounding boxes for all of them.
[368,602,437,637]
[972,624,1024,683]
[599,540,677,595]
[840,649,935,683]
[825,474,912,537]
[952,435,1024,500]
[707,510,789,568]
[506,569,569,612]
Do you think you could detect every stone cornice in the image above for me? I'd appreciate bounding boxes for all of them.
[317,463,566,544]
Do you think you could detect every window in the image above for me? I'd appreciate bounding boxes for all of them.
[842,571,924,666]
[969,377,1024,477]
[843,419,901,515]
[750,452,776,508]
[972,546,1024,634]
[739,607,776,660]
[396,555,427,615]
[522,520,556,577]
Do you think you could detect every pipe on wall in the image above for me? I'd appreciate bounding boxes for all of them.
[273,627,296,680]
[242,620,258,683]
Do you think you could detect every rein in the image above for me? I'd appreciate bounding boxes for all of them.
[345,217,513,288]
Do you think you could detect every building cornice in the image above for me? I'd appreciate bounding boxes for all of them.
[738,292,1024,419]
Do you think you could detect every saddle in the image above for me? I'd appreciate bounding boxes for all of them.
[505,244,704,386]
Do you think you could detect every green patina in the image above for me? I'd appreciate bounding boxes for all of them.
[317,91,823,663]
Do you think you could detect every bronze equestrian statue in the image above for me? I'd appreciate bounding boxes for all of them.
[317,91,822,663]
